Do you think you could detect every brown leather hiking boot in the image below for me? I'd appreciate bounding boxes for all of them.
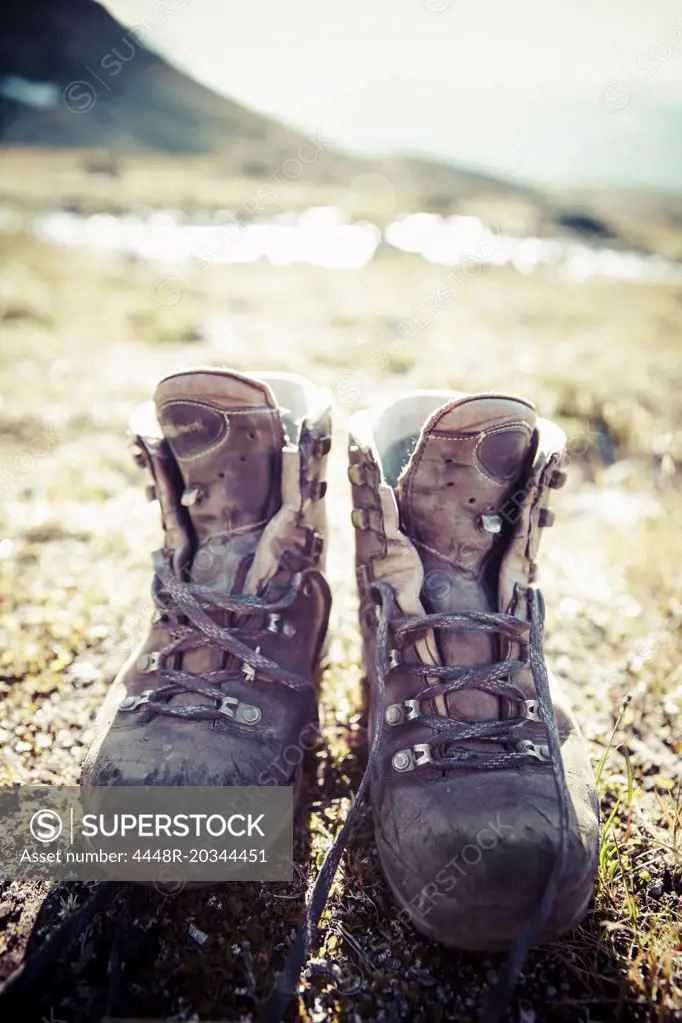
[83,369,332,793]
[347,391,600,953]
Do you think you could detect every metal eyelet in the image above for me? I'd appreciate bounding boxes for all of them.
[266,613,294,636]
[302,530,324,561]
[522,699,542,722]
[392,748,414,772]
[181,486,202,507]
[515,739,551,761]
[119,689,155,711]
[385,698,421,726]
[137,652,162,673]
[404,699,421,721]
[385,704,404,726]
[392,743,433,772]
[481,513,503,534]
[388,649,401,670]
[242,647,260,682]
[218,697,262,725]
[413,743,433,766]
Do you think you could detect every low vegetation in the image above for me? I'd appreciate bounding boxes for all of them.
[0,174,680,1021]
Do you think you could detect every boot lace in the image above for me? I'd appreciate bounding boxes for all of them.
[119,558,315,723]
[264,582,571,1023]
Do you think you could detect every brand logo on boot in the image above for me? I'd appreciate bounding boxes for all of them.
[158,401,228,460]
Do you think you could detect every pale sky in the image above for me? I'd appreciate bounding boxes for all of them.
[102,0,682,189]
[105,0,682,118]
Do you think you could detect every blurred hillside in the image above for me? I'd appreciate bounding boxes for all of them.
[0,0,552,229]
[0,0,332,164]
[1,0,681,253]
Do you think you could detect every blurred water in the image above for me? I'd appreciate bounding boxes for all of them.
[385,212,682,282]
[19,204,682,282]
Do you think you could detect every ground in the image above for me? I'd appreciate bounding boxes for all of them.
[0,155,681,1023]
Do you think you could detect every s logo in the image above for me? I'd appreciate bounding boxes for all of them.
[30,809,63,844]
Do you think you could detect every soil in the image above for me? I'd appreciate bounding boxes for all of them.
[0,158,681,1023]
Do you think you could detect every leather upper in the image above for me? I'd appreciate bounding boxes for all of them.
[83,370,332,789]
[348,391,600,949]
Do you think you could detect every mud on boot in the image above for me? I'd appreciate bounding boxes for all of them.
[348,390,600,951]
[83,369,332,795]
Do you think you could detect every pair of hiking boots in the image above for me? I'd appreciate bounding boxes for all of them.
[83,368,600,1011]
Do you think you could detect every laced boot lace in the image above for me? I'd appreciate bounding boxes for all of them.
[263,582,570,1023]
[119,560,315,725]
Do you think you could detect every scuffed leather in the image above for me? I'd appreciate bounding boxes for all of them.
[83,370,332,791]
[349,392,600,950]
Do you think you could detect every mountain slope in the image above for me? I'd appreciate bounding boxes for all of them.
[0,0,345,174]
[0,0,551,209]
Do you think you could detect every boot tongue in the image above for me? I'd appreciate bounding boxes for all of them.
[396,394,537,721]
[154,369,285,589]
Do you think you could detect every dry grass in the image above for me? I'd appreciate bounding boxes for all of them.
[0,148,536,227]
[0,178,681,1022]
